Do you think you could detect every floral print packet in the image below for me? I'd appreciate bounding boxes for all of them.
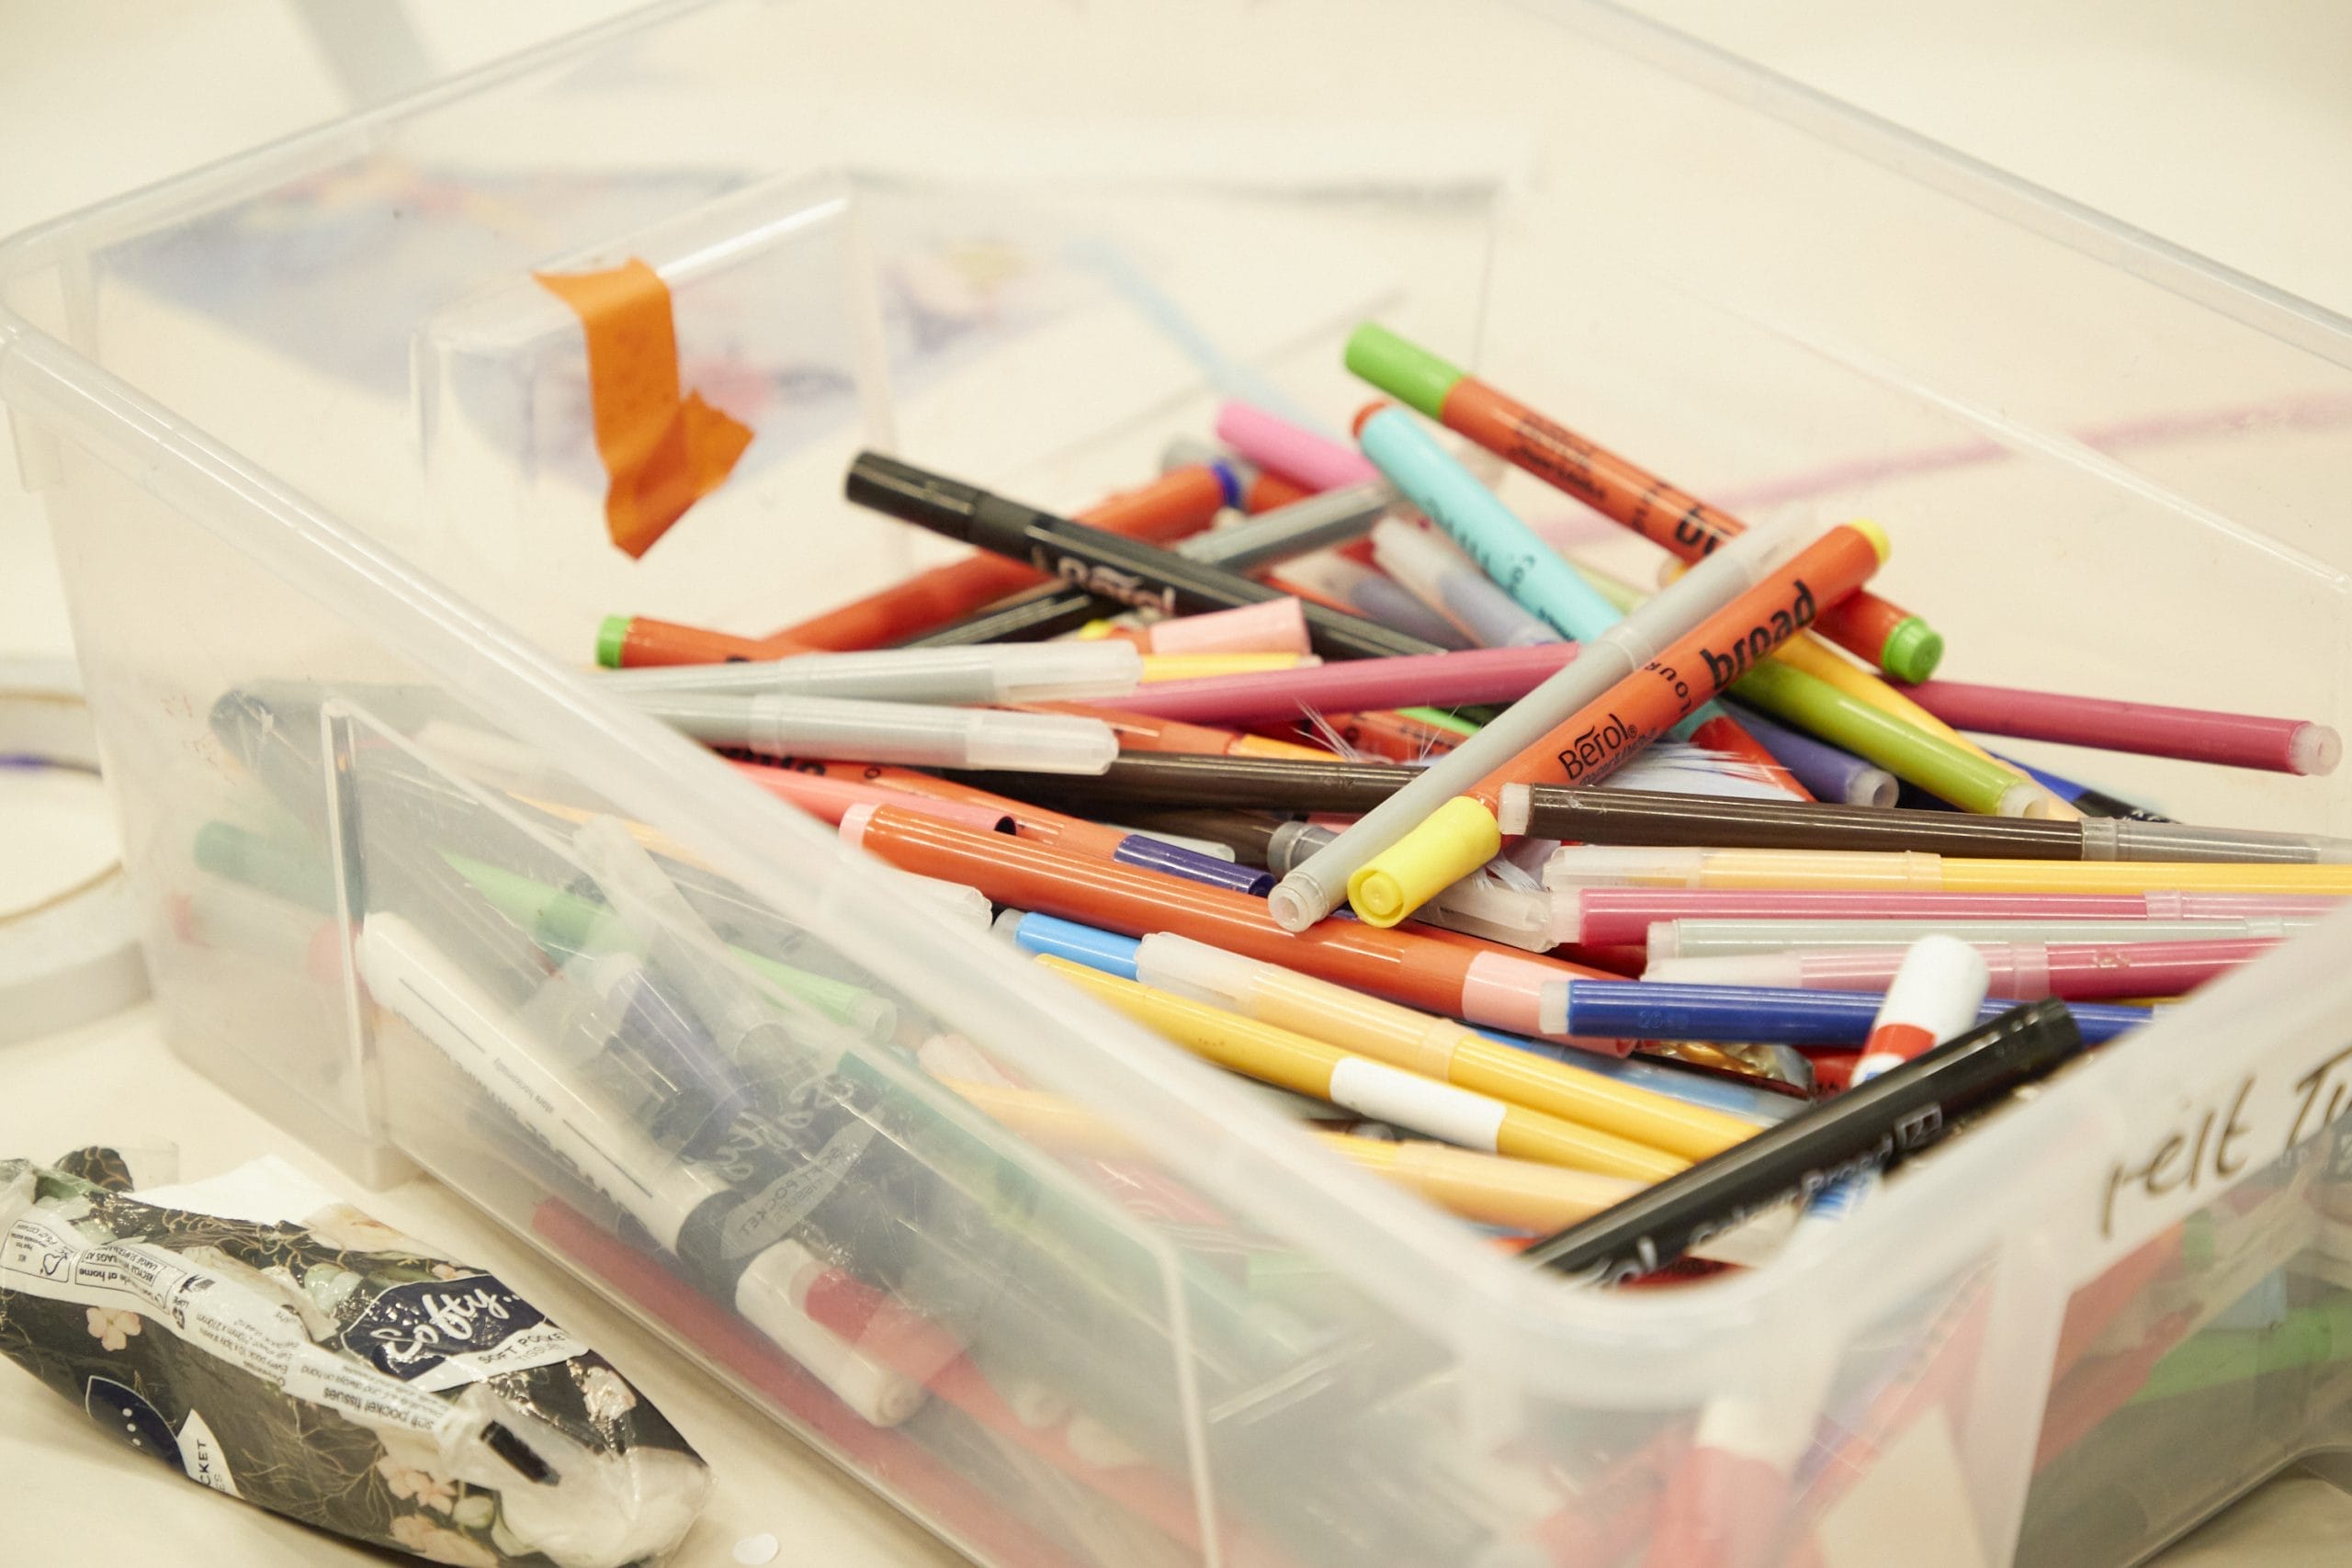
[0,1150,708,1568]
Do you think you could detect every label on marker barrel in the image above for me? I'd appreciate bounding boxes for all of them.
[1328,1058,1507,1151]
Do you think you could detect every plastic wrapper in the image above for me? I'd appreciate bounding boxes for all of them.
[0,1147,709,1567]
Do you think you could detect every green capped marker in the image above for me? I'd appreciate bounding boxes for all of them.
[1732,659,2056,818]
[595,614,632,670]
[1341,320,1942,680]
[1875,617,1944,685]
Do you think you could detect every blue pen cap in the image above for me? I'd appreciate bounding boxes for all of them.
[1010,912,1143,980]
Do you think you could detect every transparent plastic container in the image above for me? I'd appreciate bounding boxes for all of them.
[6,3,2352,1563]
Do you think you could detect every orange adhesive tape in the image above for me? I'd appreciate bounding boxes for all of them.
[535,259,753,558]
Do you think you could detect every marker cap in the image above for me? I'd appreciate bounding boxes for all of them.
[1263,819,1322,877]
[1414,874,1559,952]
[641,691,1121,774]
[1546,888,1585,947]
[1464,949,1604,1046]
[1145,597,1312,657]
[1214,400,1382,492]
[1644,953,1804,987]
[1869,933,1992,1038]
[1344,321,1464,422]
[1007,911,1143,979]
[2092,818,2352,864]
[2009,781,2071,819]
[1133,931,1267,1009]
[1349,797,1504,928]
[1495,783,1535,836]
[595,615,631,670]
[1844,517,1892,565]
[1876,617,1944,683]
[733,1246,927,1427]
[867,863,993,929]
[2291,722,2344,778]
[970,640,1149,701]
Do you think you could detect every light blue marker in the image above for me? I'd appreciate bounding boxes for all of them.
[1357,403,1770,751]
[1356,403,1623,640]
[995,909,1142,979]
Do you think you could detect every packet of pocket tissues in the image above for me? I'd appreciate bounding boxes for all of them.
[0,1150,709,1567]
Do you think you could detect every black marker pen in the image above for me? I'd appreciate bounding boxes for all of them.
[845,452,1439,661]
[1522,998,2087,1282]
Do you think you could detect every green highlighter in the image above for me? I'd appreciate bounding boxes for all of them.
[1734,659,2053,817]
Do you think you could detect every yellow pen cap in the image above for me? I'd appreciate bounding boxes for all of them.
[1845,516,1891,564]
[1349,796,1503,928]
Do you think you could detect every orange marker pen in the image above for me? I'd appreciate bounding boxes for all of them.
[598,461,1237,667]
[1345,323,1943,682]
[1269,707,1465,763]
[1348,520,1888,928]
[730,757,1132,859]
[838,806,1619,1049]
[1014,701,1329,761]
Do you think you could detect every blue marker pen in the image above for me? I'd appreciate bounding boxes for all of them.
[1111,836,1274,897]
[994,910,1143,979]
[1994,751,2171,822]
[1548,979,2153,1047]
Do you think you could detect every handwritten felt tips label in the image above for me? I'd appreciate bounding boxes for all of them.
[2099,1034,2352,1246]
[536,259,754,558]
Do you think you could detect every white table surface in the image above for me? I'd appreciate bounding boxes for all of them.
[4,3,2349,1564]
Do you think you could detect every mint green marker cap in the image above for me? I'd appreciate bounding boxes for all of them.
[1878,617,1945,683]
[1344,322,1465,422]
[595,615,631,669]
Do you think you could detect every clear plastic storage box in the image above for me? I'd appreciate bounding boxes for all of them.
[7,3,2352,1563]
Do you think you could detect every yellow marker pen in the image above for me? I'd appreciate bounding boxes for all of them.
[1769,631,2082,820]
[1035,955,1687,1183]
[932,1075,1781,1254]
[1133,931,1753,1163]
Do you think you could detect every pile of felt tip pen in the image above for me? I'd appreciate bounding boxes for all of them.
[178,315,2352,1568]
[585,317,2347,1288]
